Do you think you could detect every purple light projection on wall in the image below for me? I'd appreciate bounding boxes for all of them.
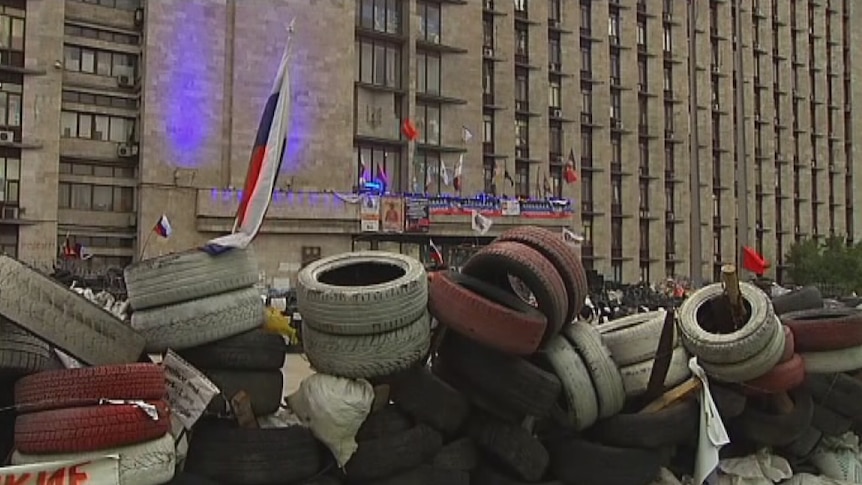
[162,1,216,168]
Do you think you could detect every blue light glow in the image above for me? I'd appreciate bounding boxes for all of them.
[161,1,217,168]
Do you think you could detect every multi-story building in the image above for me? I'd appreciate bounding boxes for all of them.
[8,0,862,286]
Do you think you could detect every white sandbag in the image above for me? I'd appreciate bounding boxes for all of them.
[717,449,792,485]
[811,432,862,483]
[287,372,374,467]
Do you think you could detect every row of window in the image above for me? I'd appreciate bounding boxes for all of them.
[64,24,138,45]
[60,111,135,143]
[58,182,134,212]
[74,0,140,10]
[0,156,20,205]
[355,39,399,88]
[59,161,135,179]
[62,90,137,110]
[63,45,137,78]
[56,235,134,249]
[356,0,400,35]
[0,83,21,128]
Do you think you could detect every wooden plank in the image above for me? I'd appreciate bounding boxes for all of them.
[640,377,701,413]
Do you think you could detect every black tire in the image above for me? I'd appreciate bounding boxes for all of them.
[589,398,698,448]
[545,436,663,485]
[356,405,413,441]
[806,374,862,419]
[166,474,220,485]
[363,465,470,485]
[472,466,563,485]
[431,359,523,423]
[436,335,561,418]
[345,424,443,481]
[811,403,852,436]
[778,426,822,461]
[432,437,478,471]
[0,319,61,378]
[204,369,282,416]
[710,383,748,419]
[391,366,470,436]
[178,329,286,371]
[185,421,322,484]
[471,418,549,482]
[773,286,823,316]
[735,387,814,447]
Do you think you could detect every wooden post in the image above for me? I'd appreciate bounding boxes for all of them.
[721,264,747,327]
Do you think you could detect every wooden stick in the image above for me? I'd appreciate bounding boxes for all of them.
[721,264,747,327]
[769,392,795,415]
[640,377,701,413]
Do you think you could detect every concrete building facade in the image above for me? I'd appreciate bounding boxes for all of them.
[6,0,862,286]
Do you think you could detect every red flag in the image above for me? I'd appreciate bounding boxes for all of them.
[453,154,463,192]
[61,233,77,259]
[742,246,769,275]
[429,239,444,266]
[564,149,578,184]
[402,119,419,141]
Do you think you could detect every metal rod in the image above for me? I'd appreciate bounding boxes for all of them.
[688,0,703,286]
[733,0,751,261]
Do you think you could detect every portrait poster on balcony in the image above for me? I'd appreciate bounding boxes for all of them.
[360,195,381,232]
[501,199,521,216]
[404,197,430,233]
[380,196,404,233]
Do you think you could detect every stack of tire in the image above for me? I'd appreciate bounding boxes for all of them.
[124,249,278,414]
[425,226,678,485]
[10,364,176,485]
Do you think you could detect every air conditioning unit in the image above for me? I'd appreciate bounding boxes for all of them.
[2,207,18,219]
[117,143,137,158]
[712,65,720,73]
[713,102,720,110]
[640,210,650,218]
[117,75,134,88]
[667,252,676,259]
[483,47,494,57]
[0,131,13,143]
[552,108,562,118]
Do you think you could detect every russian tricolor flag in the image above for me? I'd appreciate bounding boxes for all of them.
[202,31,294,255]
[153,214,172,238]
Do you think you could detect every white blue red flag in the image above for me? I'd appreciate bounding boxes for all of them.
[202,32,293,255]
[153,214,172,238]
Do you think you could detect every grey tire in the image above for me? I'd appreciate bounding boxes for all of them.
[541,334,599,430]
[131,287,265,353]
[678,282,776,364]
[801,345,862,374]
[124,248,259,310]
[302,312,431,379]
[0,319,60,376]
[699,321,786,383]
[0,256,145,366]
[619,346,691,398]
[597,310,673,367]
[297,251,427,335]
[564,323,625,418]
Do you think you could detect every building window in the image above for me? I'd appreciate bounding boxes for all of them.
[0,156,20,206]
[415,150,442,194]
[74,0,141,10]
[638,57,647,90]
[60,111,135,142]
[665,144,675,171]
[356,39,401,88]
[637,18,647,46]
[582,83,592,115]
[580,1,591,31]
[61,90,137,110]
[483,158,495,194]
[62,45,136,78]
[549,122,563,156]
[357,0,401,34]
[64,24,138,45]
[549,76,561,109]
[514,0,527,14]
[417,1,441,43]
[639,140,649,172]
[355,144,402,191]
[581,128,593,160]
[608,11,620,38]
[549,0,561,22]
[483,18,494,48]
[416,51,441,95]
[664,65,673,91]
[515,161,529,197]
[0,13,24,54]
[611,135,622,166]
[483,112,494,143]
[582,173,593,204]
[664,102,674,131]
[639,97,648,127]
[515,25,529,59]
[549,36,561,66]
[663,25,672,52]
[415,103,440,145]
[483,61,494,96]
[515,68,529,106]
[0,226,16,258]
[0,82,21,128]
[58,183,134,212]
[515,116,529,157]
[549,165,562,197]
[610,91,621,121]
[610,52,621,83]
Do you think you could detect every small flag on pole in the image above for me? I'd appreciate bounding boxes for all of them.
[429,239,444,266]
[562,228,584,247]
[461,126,473,143]
[742,246,769,276]
[453,154,463,192]
[402,119,419,141]
[440,160,451,186]
[61,232,77,259]
[154,214,172,239]
[565,149,579,184]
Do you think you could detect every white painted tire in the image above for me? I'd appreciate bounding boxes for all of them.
[699,321,786,383]
[564,323,625,418]
[13,433,176,485]
[619,346,691,398]
[802,344,862,373]
[542,335,598,430]
[597,310,673,366]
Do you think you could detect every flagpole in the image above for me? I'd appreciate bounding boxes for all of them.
[139,229,155,260]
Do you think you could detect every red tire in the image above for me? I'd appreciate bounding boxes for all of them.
[15,363,165,412]
[462,241,567,338]
[782,308,862,352]
[497,226,589,325]
[15,400,170,454]
[739,354,805,395]
[429,271,547,355]
[778,326,795,363]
